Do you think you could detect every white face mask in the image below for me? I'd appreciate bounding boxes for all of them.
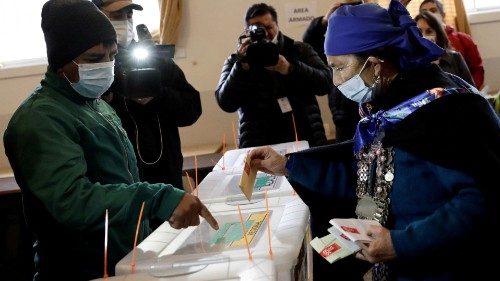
[111,19,135,47]
[68,60,115,99]
[423,35,437,44]
[337,58,379,104]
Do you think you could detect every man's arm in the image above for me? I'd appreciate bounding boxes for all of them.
[215,54,255,112]
[4,106,196,231]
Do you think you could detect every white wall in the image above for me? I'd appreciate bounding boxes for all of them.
[468,9,500,92]
[1,1,499,174]
[0,0,334,173]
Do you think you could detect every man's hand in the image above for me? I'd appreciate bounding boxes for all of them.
[248,146,288,176]
[355,225,397,263]
[265,55,290,75]
[168,193,219,230]
[237,35,251,58]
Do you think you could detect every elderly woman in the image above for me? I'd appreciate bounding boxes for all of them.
[249,1,500,280]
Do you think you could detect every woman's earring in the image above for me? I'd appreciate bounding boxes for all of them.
[372,74,381,86]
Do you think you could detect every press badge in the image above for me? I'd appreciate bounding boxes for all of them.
[277,97,292,113]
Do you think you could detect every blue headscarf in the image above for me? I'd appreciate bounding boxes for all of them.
[324,0,444,70]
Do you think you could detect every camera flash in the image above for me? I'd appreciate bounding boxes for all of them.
[133,48,149,60]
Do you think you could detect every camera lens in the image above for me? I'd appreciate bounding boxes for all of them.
[248,25,267,42]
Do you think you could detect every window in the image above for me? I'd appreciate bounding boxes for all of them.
[463,0,500,12]
[0,0,160,68]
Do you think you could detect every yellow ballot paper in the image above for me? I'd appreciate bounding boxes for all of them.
[239,152,257,201]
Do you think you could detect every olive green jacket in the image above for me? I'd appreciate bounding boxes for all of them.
[3,70,184,280]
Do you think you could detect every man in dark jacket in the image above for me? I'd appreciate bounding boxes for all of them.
[302,1,362,142]
[215,3,332,148]
[94,0,201,188]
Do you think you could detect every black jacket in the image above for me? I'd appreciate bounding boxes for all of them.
[439,49,475,87]
[303,16,360,142]
[106,44,201,188]
[215,32,331,148]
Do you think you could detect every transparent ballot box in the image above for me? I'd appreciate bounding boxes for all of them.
[195,170,294,204]
[115,196,310,281]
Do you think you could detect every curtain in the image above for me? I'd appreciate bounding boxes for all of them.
[376,0,471,34]
[158,0,183,45]
[454,0,471,34]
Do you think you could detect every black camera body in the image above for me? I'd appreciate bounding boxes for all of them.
[244,24,279,68]
[115,24,175,99]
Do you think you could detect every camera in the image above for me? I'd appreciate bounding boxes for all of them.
[243,24,279,67]
[115,24,175,99]
[248,24,267,42]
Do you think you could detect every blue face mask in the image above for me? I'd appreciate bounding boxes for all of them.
[337,58,379,104]
[68,60,115,99]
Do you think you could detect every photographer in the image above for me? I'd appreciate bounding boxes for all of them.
[94,0,201,189]
[215,3,332,148]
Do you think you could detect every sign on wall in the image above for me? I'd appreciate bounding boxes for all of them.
[285,1,318,27]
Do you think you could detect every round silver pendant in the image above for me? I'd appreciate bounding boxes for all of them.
[384,171,394,182]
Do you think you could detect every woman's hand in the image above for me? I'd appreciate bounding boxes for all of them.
[248,146,288,176]
[355,225,397,263]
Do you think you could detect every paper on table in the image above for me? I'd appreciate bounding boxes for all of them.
[239,152,257,201]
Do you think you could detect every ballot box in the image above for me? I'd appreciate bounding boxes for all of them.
[93,258,276,281]
[114,196,311,281]
[195,170,294,204]
[213,141,309,173]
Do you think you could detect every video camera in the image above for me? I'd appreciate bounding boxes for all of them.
[115,24,175,99]
[242,24,279,67]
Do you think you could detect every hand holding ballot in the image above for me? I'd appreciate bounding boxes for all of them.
[354,223,397,264]
[239,152,258,201]
[248,146,288,176]
[311,218,397,264]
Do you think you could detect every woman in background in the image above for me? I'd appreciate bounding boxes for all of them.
[415,11,475,86]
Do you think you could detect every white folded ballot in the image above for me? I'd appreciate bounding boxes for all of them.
[329,218,381,243]
[310,218,380,264]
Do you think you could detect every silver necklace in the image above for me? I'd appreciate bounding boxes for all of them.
[125,100,164,165]
[356,141,395,281]
[355,141,395,225]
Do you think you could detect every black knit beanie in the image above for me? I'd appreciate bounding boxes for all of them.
[41,0,117,70]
